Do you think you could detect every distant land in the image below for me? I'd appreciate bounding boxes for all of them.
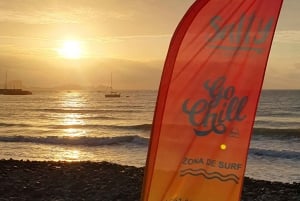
[1,82,299,92]
[33,84,109,91]
[0,82,109,91]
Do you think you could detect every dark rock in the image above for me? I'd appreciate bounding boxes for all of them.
[0,159,298,201]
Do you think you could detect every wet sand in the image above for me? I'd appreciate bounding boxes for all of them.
[0,159,298,201]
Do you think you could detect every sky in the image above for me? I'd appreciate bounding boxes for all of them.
[0,0,299,90]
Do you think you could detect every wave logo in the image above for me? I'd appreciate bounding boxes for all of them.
[180,168,239,183]
[208,14,274,54]
[182,77,248,137]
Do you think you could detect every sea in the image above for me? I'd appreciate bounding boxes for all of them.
[0,90,299,183]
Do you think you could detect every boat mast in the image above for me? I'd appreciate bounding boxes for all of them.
[4,71,7,89]
[110,72,113,91]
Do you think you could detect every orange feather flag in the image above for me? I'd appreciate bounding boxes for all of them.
[141,0,283,201]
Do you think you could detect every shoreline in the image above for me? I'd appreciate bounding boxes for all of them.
[0,159,299,201]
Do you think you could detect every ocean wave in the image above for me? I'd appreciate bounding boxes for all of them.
[32,108,142,114]
[256,111,298,117]
[0,123,32,128]
[47,123,152,131]
[82,116,120,120]
[253,128,300,138]
[249,148,300,160]
[117,124,152,130]
[0,135,149,146]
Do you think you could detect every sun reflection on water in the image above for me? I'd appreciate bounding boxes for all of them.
[61,91,86,108]
[60,92,87,137]
[63,113,84,125]
[54,149,81,161]
[66,150,80,160]
[65,128,86,137]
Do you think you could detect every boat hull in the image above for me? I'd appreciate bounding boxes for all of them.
[0,89,32,95]
[105,93,120,98]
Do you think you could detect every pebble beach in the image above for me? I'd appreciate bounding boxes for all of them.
[0,159,298,201]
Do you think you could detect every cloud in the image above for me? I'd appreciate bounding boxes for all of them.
[0,6,107,24]
[0,0,191,24]
[277,0,300,30]
[294,63,300,69]
[0,55,163,89]
[263,61,300,89]
[273,31,300,44]
[0,0,137,24]
[0,0,194,37]
[87,34,171,46]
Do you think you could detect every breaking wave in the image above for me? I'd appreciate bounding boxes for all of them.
[32,108,142,114]
[0,123,32,127]
[47,123,152,131]
[249,148,300,160]
[0,135,149,146]
[253,128,300,139]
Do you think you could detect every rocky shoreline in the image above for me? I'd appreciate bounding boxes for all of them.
[0,159,298,201]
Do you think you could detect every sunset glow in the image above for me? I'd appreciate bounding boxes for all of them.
[58,40,83,59]
[0,1,299,89]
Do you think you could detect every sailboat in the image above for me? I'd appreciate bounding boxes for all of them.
[105,73,120,98]
[0,72,32,95]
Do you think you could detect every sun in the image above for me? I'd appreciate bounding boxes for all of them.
[58,40,82,59]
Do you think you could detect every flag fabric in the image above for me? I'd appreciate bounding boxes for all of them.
[141,0,283,201]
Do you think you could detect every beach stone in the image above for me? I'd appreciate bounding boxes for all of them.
[0,159,298,201]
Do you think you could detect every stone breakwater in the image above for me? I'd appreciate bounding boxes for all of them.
[0,159,298,201]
